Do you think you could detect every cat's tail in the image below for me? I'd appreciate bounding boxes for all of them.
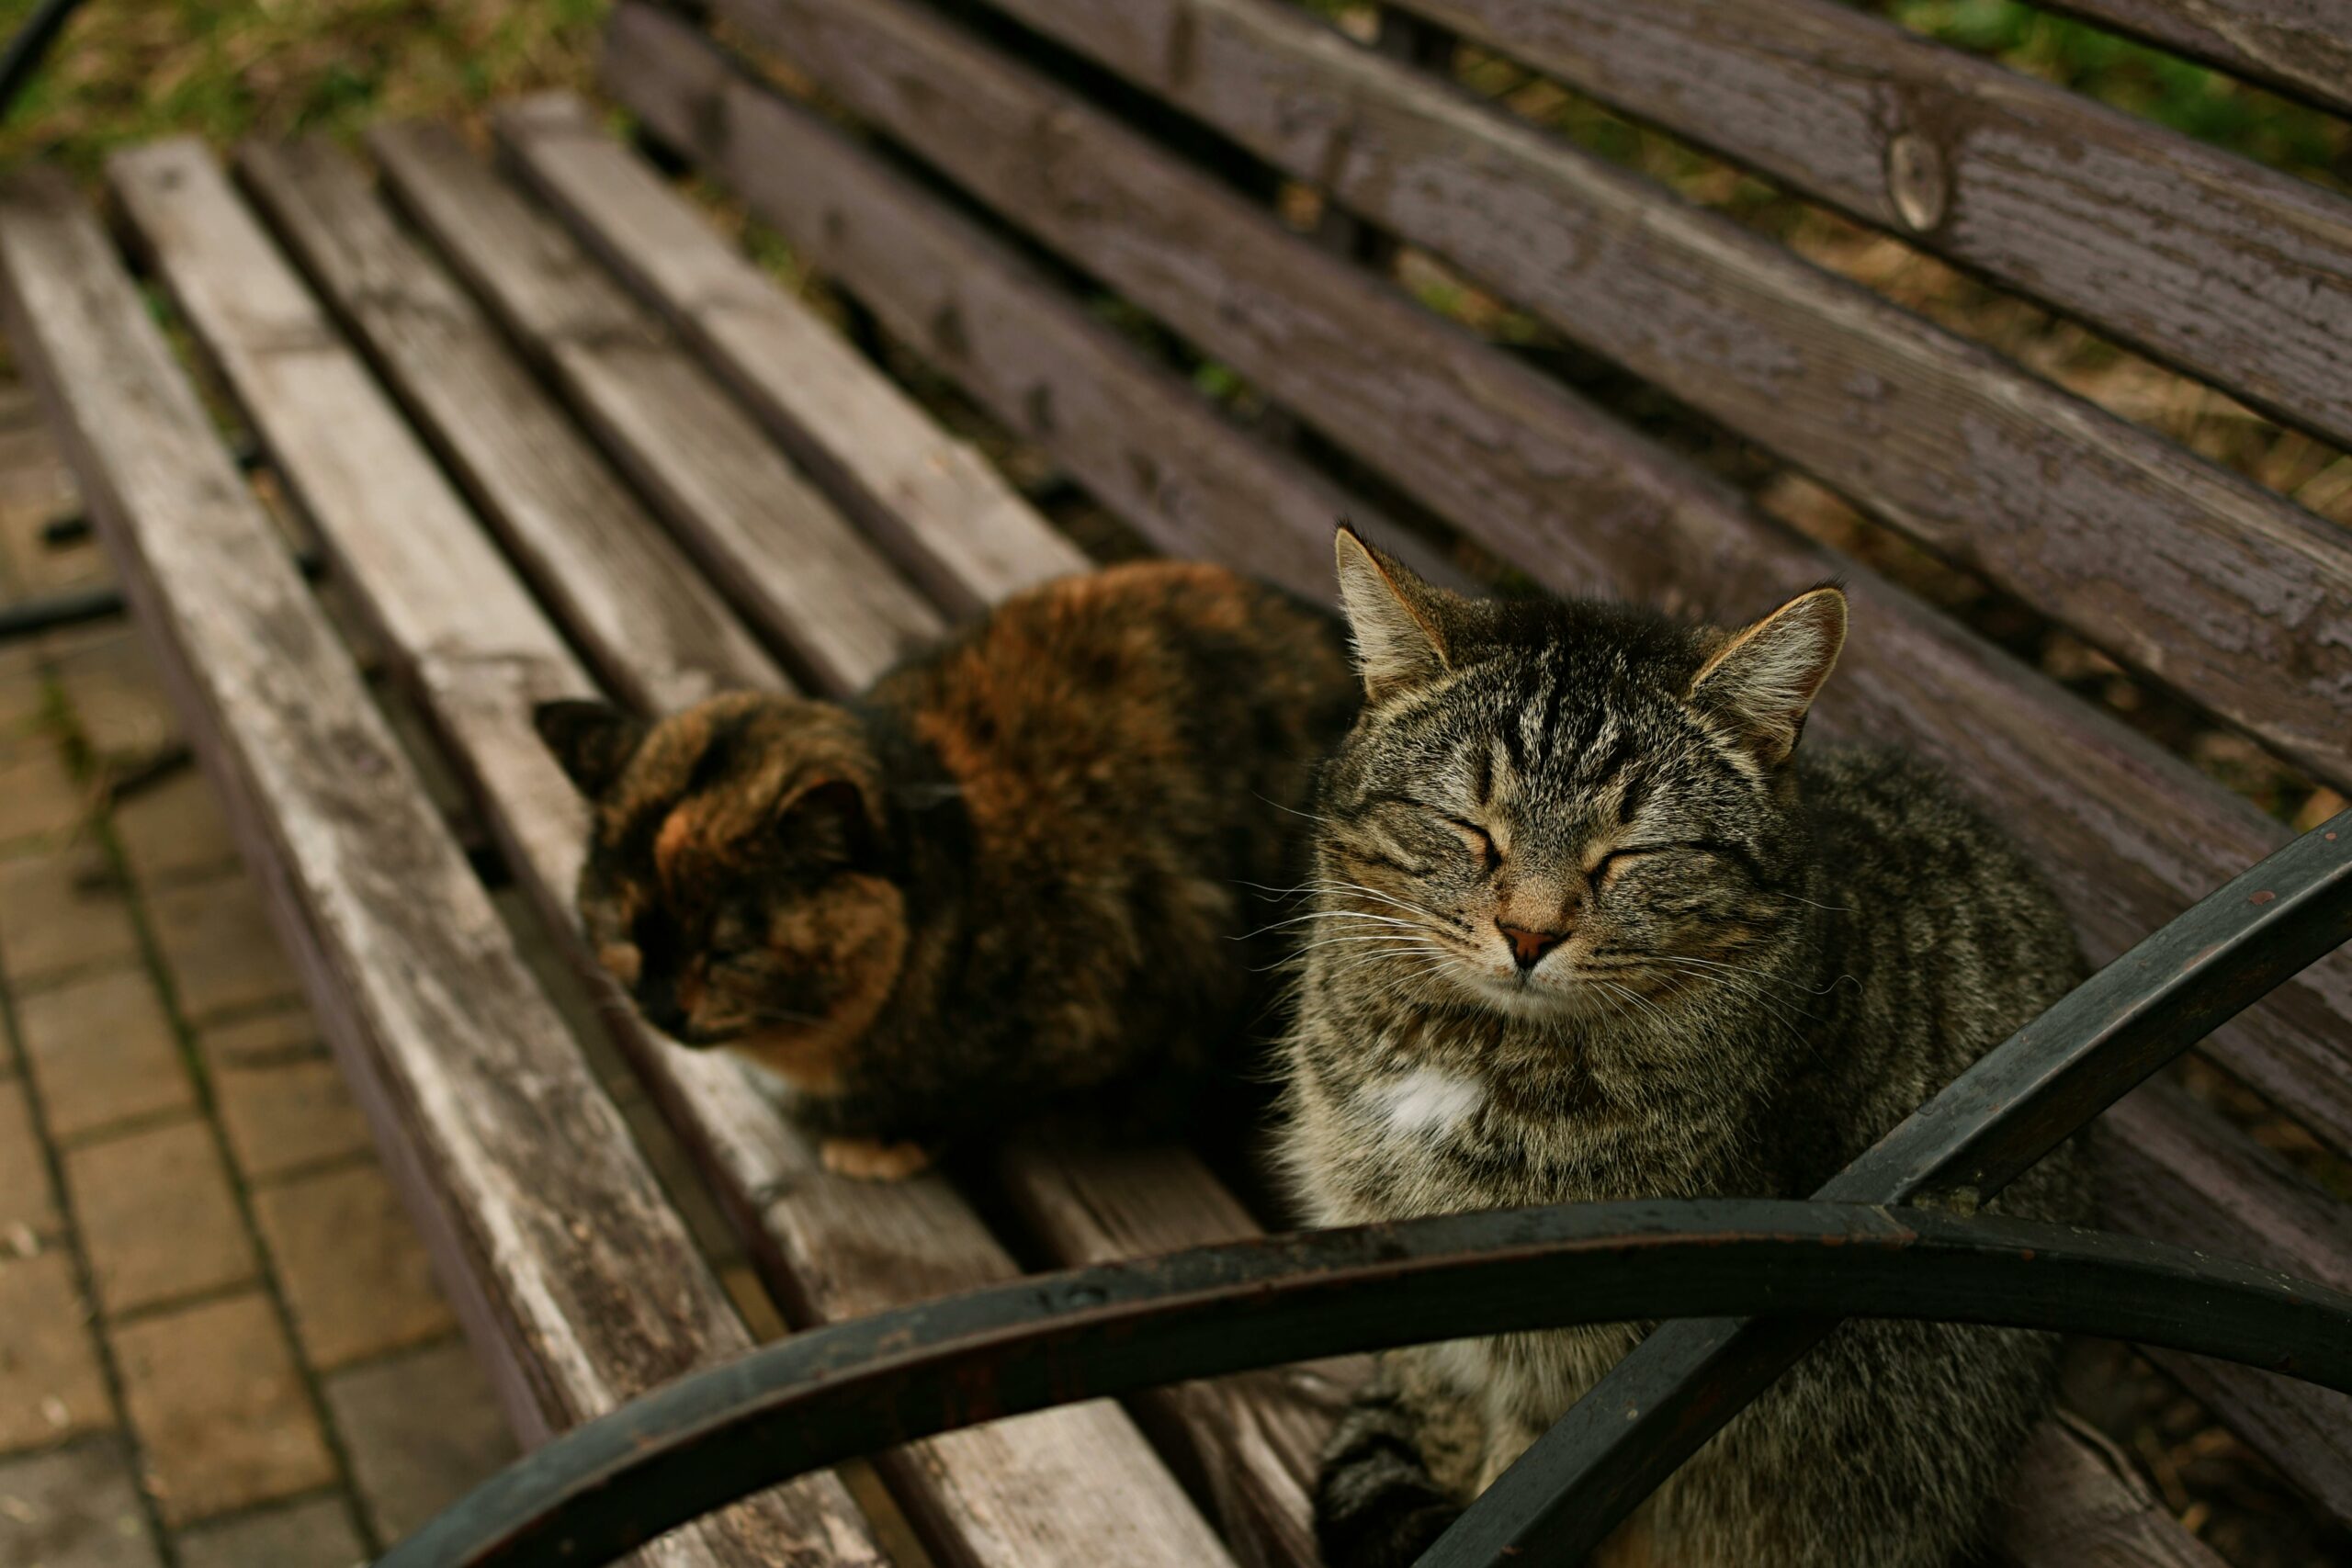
[1314,1382,1464,1568]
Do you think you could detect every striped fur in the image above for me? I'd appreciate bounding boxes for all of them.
[1285,531,2094,1566]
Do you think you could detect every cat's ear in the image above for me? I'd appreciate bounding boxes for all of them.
[1687,586,1847,767]
[533,699,645,798]
[1334,525,1453,700]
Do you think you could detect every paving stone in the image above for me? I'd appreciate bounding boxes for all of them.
[0,1252,111,1454]
[172,1494,365,1568]
[109,770,239,890]
[44,629,177,772]
[141,876,300,1026]
[64,1121,254,1316]
[0,847,139,991]
[0,1439,162,1568]
[0,742,85,845]
[326,1340,514,1543]
[110,1292,334,1526]
[14,969,193,1143]
[250,1164,450,1371]
[204,1019,371,1185]
[0,1081,58,1248]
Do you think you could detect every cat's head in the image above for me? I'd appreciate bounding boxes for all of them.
[1314,526,1844,1024]
[533,692,907,1091]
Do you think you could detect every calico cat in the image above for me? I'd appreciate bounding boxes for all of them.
[1284,529,2093,1567]
[537,558,1359,1179]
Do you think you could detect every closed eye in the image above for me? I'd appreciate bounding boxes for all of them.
[1590,847,1657,884]
[1443,815,1498,874]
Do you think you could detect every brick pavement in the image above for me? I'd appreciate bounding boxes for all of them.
[0,389,784,1566]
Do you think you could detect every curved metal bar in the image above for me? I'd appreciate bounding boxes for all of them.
[0,0,92,125]
[1428,808,2352,1567]
[377,1199,2352,1568]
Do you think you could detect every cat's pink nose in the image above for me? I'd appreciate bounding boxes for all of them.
[1498,920,1568,969]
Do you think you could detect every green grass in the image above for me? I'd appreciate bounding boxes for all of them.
[0,0,609,179]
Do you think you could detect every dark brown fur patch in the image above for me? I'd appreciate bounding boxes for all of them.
[548,559,1360,1151]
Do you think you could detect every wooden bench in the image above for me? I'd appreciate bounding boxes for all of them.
[0,0,2346,1561]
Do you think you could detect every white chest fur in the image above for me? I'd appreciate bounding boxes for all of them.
[1362,1066,1487,1142]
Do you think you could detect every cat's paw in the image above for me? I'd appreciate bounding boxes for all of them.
[820,1137,933,1181]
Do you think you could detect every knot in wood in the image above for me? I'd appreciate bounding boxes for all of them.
[1884,130,1950,234]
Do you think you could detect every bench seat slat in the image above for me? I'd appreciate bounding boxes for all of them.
[363,118,937,699]
[518,68,2278,1555]
[0,162,882,1568]
[978,0,2352,801]
[1388,0,2352,449]
[225,136,774,720]
[599,17,2352,1525]
[650,0,2352,1169]
[219,130,1240,1568]
[487,94,1090,616]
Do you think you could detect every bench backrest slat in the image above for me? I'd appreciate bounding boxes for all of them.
[0,159,886,1567]
[986,0,2352,800]
[1392,0,2352,447]
[2034,0,2352,115]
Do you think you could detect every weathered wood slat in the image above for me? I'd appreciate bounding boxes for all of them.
[970,0,2352,801]
[1385,0,2352,451]
[1992,1412,2228,1568]
[228,136,769,720]
[223,128,1239,1568]
[361,118,937,698]
[2098,1086,2352,1521]
[0,161,879,1568]
[671,0,2352,1176]
[617,9,2352,1519]
[2027,0,2352,118]
[485,93,1088,616]
[996,1141,1364,1568]
[597,3,1410,605]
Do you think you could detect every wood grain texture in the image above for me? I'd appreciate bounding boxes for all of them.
[2098,1085,2352,1523]
[0,161,878,1568]
[1385,0,2352,451]
[976,0,2352,800]
[2032,0,2352,118]
[199,125,1238,1568]
[626,6,2352,1517]
[601,4,1424,605]
[693,0,2352,1167]
[364,117,939,697]
[487,92,1089,618]
[1989,1411,2228,1568]
[230,135,772,719]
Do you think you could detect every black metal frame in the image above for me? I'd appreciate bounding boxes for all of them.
[376,810,2352,1567]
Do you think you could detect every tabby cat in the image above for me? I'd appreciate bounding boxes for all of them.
[1284,529,2093,1566]
[537,559,1359,1179]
